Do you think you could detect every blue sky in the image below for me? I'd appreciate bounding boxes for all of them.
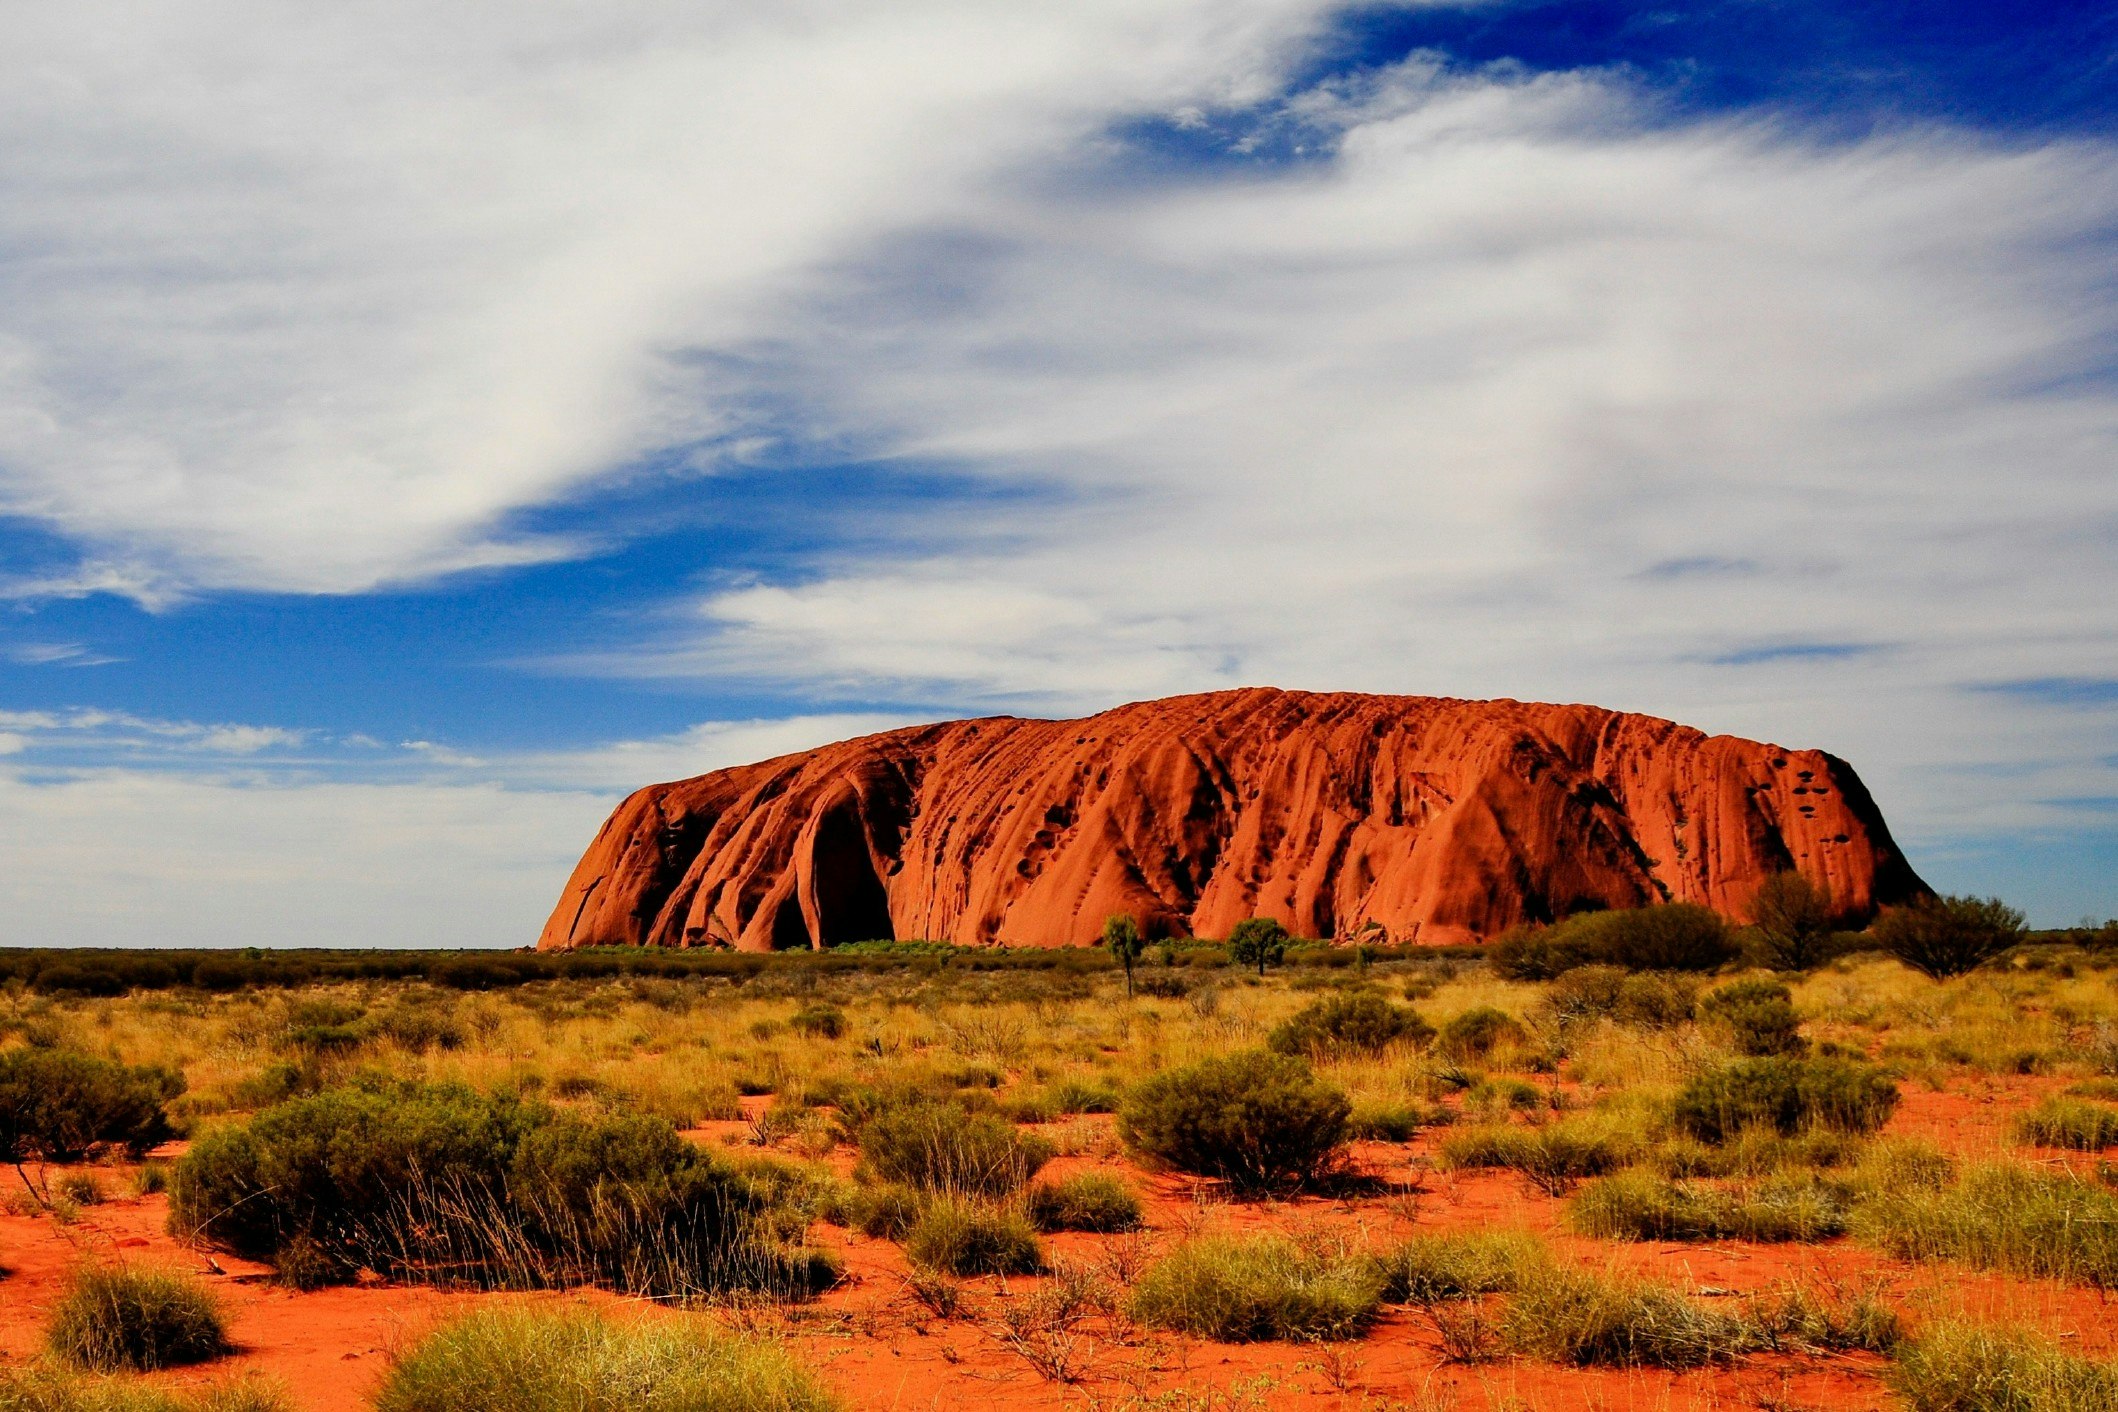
[2,0,2115,945]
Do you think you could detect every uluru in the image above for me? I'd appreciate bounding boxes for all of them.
[538,688,1929,952]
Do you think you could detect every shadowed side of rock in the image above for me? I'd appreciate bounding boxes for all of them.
[538,688,1928,950]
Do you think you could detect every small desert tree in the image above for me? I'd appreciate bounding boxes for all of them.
[1228,917,1290,978]
[1749,871,1836,971]
[1874,895,2027,979]
[1102,914,1145,998]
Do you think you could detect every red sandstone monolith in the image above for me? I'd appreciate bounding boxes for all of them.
[538,688,1926,951]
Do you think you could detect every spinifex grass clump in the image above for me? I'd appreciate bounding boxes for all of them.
[1023,1172,1142,1233]
[903,1197,1043,1276]
[1891,1322,2118,1412]
[1673,1056,1898,1144]
[46,1266,228,1373]
[854,1097,1051,1197]
[1439,1116,1640,1196]
[1569,1170,1849,1243]
[1129,1233,1385,1342]
[1501,1264,1748,1368]
[2015,1096,2118,1150]
[1119,1051,1350,1192]
[0,1371,292,1412]
[1374,1231,1547,1303]
[372,1306,840,1412]
[170,1083,834,1298]
[1852,1162,2118,1287]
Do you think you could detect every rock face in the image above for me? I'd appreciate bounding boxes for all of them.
[538,688,1928,952]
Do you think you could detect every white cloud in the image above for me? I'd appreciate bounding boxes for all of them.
[495,714,926,793]
[607,66,2118,847]
[0,0,1342,595]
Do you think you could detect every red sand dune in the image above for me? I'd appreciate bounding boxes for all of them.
[539,687,1925,952]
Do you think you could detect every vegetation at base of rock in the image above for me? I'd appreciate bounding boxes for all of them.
[1747,871,1843,971]
[46,1266,228,1373]
[1102,915,1146,997]
[1490,904,1738,980]
[0,1053,182,1165]
[1118,1050,1350,1191]
[1226,919,1290,977]
[1128,1233,1384,1342]
[168,1083,833,1298]
[1874,895,2029,979]
[371,1306,840,1412]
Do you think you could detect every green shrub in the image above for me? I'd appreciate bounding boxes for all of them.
[1568,1170,1847,1242]
[1434,1008,1527,1061]
[1874,895,2027,980]
[1023,1172,1142,1233]
[1439,1118,1638,1196]
[1267,992,1431,1060]
[1490,905,1737,980]
[1542,967,1696,1028]
[824,1181,923,1240]
[788,1006,847,1040]
[1042,1077,1121,1114]
[1747,872,1842,971]
[1744,1281,1901,1355]
[1227,919,1290,977]
[47,1266,228,1373]
[1673,1057,1898,1144]
[1696,978,1805,1056]
[1853,1162,2118,1287]
[856,1099,1052,1196]
[1347,1103,1424,1142]
[2016,1097,2118,1151]
[1375,1230,1546,1302]
[169,1083,829,1298]
[1650,1126,1867,1179]
[372,1305,839,1412]
[1129,1234,1384,1342]
[1118,1051,1350,1192]
[1501,1264,1747,1368]
[902,1198,1043,1276]
[1891,1323,2118,1412]
[58,1174,106,1207]
[0,1052,183,1164]
[0,1371,292,1412]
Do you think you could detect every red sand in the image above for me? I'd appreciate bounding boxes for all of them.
[4,1083,2112,1411]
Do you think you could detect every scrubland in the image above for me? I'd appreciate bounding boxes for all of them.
[3,915,2118,1410]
